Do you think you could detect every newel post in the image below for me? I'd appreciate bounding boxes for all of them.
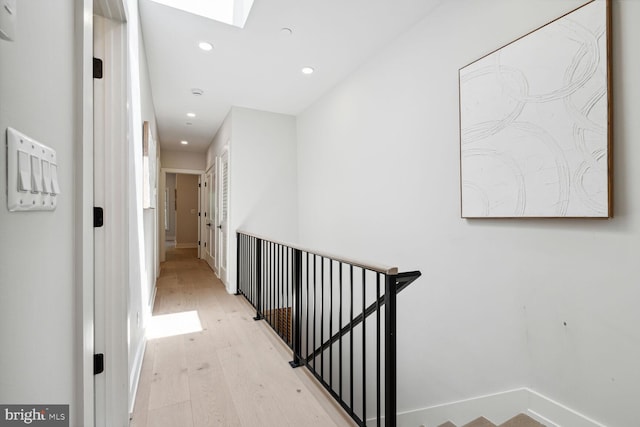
[385,273,397,427]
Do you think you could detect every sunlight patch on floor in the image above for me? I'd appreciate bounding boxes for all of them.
[147,310,203,340]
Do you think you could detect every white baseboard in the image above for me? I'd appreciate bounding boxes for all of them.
[149,285,157,309]
[175,243,197,249]
[128,336,147,415]
[393,388,607,427]
[526,390,607,427]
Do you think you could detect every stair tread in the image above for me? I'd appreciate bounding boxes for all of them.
[499,413,546,427]
[461,417,496,427]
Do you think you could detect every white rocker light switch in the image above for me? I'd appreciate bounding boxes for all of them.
[42,160,51,194]
[50,164,61,195]
[30,155,43,193]
[17,150,30,192]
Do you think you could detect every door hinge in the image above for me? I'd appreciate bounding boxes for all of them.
[198,240,201,246]
[198,183,201,188]
[94,207,104,228]
[94,353,105,375]
[204,242,207,248]
[198,212,201,217]
[93,57,103,79]
[205,182,207,187]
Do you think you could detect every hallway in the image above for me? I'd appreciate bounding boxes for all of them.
[130,248,356,427]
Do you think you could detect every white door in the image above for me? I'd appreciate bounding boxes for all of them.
[93,14,129,427]
[212,162,219,276]
[203,168,215,269]
[217,149,230,285]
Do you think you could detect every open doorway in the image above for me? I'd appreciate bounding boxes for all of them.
[159,168,204,264]
[166,173,200,260]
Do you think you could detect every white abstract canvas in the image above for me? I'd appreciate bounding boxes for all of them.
[459,0,611,218]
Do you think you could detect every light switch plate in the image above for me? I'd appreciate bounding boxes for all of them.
[6,127,58,212]
[0,0,16,42]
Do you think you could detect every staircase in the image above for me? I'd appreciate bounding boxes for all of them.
[439,414,546,427]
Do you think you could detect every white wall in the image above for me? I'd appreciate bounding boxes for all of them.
[126,0,160,413]
[207,107,298,292]
[0,0,79,423]
[296,1,640,426]
[162,149,206,170]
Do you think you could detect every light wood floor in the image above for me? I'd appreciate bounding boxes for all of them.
[130,248,357,427]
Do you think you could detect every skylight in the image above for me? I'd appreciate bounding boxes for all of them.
[150,0,255,29]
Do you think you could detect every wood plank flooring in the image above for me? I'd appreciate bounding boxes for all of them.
[130,248,357,427]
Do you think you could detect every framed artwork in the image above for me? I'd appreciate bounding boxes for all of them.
[459,0,611,218]
[143,121,157,209]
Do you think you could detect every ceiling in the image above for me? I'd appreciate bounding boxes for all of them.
[139,0,445,153]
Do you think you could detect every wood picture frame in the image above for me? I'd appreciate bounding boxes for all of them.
[459,0,612,218]
[143,120,157,209]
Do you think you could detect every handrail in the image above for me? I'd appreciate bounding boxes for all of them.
[236,231,421,427]
[236,229,398,275]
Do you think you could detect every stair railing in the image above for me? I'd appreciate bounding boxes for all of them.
[236,231,421,427]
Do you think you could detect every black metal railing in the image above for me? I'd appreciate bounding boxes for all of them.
[236,231,421,427]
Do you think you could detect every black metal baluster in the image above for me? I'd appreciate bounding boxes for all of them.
[376,273,381,425]
[254,239,262,320]
[329,259,333,391]
[245,235,248,300]
[281,245,285,341]
[349,264,354,415]
[273,243,277,330]
[285,247,289,346]
[272,243,276,327]
[277,244,281,337]
[320,256,324,380]
[339,262,343,402]
[304,252,313,366]
[362,268,367,423]
[312,254,317,372]
[290,248,302,367]
[282,247,286,341]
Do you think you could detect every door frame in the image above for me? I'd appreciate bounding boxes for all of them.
[159,168,204,263]
[77,0,95,425]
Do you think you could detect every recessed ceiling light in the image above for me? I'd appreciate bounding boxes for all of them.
[301,67,314,75]
[186,122,193,126]
[180,140,189,145]
[191,88,204,96]
[280,28,293,36]
[198,41,213,51]
[187,112,196,118]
